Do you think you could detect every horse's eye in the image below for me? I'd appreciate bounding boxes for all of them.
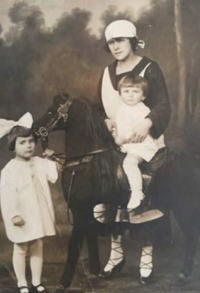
[48,111,53,115]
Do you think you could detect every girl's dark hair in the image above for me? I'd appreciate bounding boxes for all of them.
[118,74,149,97]
[7,126,37,151]
[105,37,138,53]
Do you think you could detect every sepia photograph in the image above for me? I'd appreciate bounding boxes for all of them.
[0,0,200,292]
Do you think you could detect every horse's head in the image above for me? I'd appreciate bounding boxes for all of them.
[33,93,73,149]
[34,92,115,153]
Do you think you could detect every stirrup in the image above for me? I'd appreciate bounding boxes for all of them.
[93,204,116,223]
[130,206,164,224]
[94,210,106,222]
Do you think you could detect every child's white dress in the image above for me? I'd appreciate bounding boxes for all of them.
[0,156,58,244]
[115,102,165,208]
[115,102,165,162]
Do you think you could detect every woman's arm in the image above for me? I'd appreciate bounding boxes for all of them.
[94,73,117,132]
[144,62,171,139]
[94,73,107,119]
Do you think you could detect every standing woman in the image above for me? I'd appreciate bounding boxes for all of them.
[96,20,171,283]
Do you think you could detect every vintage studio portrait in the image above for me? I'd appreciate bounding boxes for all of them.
[0,0,200,292]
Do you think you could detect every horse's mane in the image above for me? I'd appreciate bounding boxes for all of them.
[67,96,124,203]
[73,96,114,149]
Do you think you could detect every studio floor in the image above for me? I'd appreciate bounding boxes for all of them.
[0,218,200,293]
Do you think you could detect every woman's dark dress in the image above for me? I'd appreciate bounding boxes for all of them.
[96,56,171,139]
[96,56,171,240]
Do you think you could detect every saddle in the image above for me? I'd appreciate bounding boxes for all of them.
[94,147,173,226]
[141,147,170,190]
[117,147,170,192]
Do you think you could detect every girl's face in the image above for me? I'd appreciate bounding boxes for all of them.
[15,135,35,160]
[120,85,145,106]
[108,37,133,61]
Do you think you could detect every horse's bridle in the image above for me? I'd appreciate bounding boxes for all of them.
[35,93,116,166]
[35,94,73,144]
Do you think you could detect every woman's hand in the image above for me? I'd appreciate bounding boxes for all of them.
[128,118,153,143]
[12,216,25,226]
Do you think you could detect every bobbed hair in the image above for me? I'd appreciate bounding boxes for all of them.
[105,37,138,53]
[118,74,149,97]
[7,126,37,151]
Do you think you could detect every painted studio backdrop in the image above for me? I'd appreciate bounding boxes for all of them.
[0,0,200,292]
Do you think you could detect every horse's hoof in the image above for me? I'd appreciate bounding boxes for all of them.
[176,272,187,285]
[177,267,192,284]
[90,270,101,277]
[178,272,186,279]
[60,276,72,289]
[54,285,66,293]
[140,271,154,285]
[89,262,101,276]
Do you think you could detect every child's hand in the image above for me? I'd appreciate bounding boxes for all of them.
[43,148,55,158]
[12,216,25,226]
[111,128,118,139]
[105,119,117,133]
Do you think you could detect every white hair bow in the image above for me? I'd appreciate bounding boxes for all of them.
[0,112,33,139]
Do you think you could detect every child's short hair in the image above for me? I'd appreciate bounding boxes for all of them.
[118,74,149,97]
[7,126,37,151]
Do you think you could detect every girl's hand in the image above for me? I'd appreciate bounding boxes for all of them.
[43,148,55,158]
[12,216,25,226]
[128,118,153,143]
[105,119,117,133]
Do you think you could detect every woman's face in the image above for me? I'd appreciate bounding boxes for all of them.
[108,37,133,61]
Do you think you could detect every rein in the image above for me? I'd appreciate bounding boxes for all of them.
[51,146,116,169]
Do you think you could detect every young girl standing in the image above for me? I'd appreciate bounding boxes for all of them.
[0,113,58,293]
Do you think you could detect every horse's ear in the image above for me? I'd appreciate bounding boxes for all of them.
[54,93,69,105]
[59,95,74,114]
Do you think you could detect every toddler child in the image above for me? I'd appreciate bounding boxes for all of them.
[0,113,58,293]
[111,74,165,211]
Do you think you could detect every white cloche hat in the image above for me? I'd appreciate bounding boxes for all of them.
[105,20,137,42]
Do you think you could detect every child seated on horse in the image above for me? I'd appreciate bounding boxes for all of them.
[0,113,58,293]
[110,74,165,211]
